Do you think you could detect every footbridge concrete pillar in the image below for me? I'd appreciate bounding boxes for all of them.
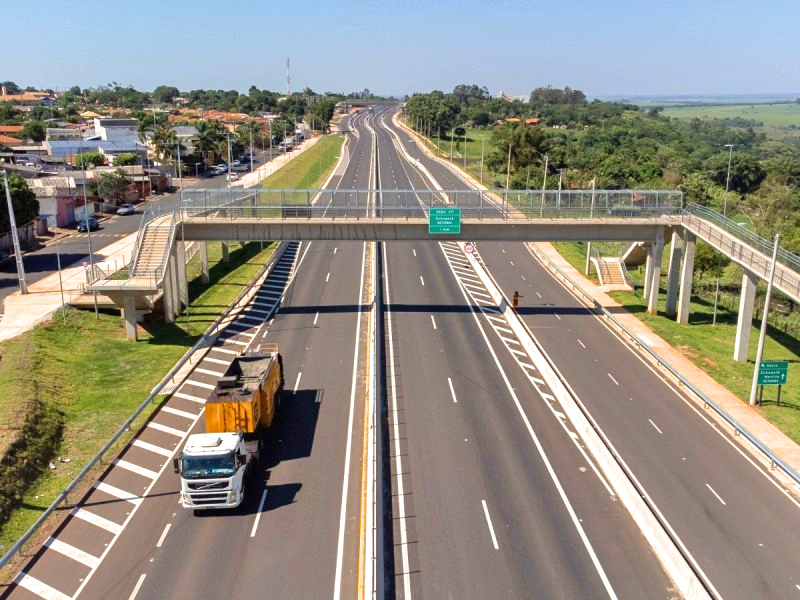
[199,241,209,284]
[647,230,665,315]
[221,241,230,263]
[734,269,758,363]
[123,295,138,342]
[677,231,696,324]
[163,257,175,324]
[643,247,653,302]
[665,231,683,317]
[176,242,188,307]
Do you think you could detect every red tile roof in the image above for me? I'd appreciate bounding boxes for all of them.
[0,134,22,145]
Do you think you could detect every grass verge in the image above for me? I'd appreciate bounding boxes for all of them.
[0,241,275,556]
[261,135,344,190]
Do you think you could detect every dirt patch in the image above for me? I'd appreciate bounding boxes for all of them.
[678,345,719,369]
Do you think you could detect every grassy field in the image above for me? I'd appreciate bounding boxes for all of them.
[0,241,275,551]
[555,241,800,445]
[261,135,344,190]
[663,102,800,128]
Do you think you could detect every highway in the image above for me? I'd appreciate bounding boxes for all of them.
[379,107,800,599]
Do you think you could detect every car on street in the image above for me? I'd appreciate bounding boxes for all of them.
[227,172,238,181]
[77,216,99,232]
[231,160,241,167]
[116,203,135,215]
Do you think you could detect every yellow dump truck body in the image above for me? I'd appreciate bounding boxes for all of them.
[205,345,284,435]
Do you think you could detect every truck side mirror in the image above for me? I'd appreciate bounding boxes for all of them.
[172,458,180,474]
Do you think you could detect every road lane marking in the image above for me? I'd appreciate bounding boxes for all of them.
[412,248,416,256]
[481,500,500,550]
[536,291,542,298]
[334,247,338,254]
[420,275,425,286]
[448,377,458,403]
[94,482,142,505]
[195,367,224,377]
[706,483,727,506]
[147,422,186,437]
[210,347,238,355]
[326,272,331,282]
[554,313,561,320]
[46,537,100,568]
[132,439,174,458]
[156,523,171,548]
[430,315,437,330]
[73,508,123,534]
[382,245,412,600]
[521,275,526,281]
[203,357,230,366]
[250,489,268,537]
[648,419,663,434]
[185,379,216,390]
[293,372,302,393]
[172,391,205,404]
[15,573,71,600]
[608,373,619,386]
[115,459,158,480]
[314,311,320,325]
[333,242,367,600]
[244,307,270,316]
[578,339,586,349]
[128,574,146,600]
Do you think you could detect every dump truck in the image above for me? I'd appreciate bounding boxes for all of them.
[174,344,284,511]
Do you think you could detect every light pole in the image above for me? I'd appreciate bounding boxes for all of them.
[463,126,467,170]
[540,153,549,218]
[749,233,780,405]
[78,140,98,317]
[504,142,512,213]
[479,135,485,185]
[175,138,183,207]
[2,170,27,294]
[712,143,735,326]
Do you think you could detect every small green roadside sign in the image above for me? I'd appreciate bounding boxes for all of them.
[429,207,461,234]
[757,360,789,385]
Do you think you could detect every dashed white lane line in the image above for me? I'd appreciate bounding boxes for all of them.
[314,311,320,326]
[536,291,542,299]
[156,523,171,548]
[293,372,302,393]
[95,482,141,505]
[648,419,663,434]
[521,275,526,281]
[334,247,338,255]
[608,373,619,386]
[185,379,216,390]
[203,357,229,366]
[128,573,146,600]
[554,313,562,320]
[250,489,268,537]
[195,367,225,377]
[578,339,586,349]
[430,315,437,330]
[115,459,158,480]
[46,537,100,568]
[172,391,205,404]
[15,573,71,600]
[448,377,458,403]
[326,272,331,283]
[481,500,500,550]
[706,483,727,506]
[132,439,174,458]
[73,508,123,534]
[147,422,186,437]
[412,248,416,257]
[420,275,425,286]
[509,261,515,266]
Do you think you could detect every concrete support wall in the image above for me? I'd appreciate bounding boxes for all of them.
[123,295,138,342]
[734,270,758,363]
[665,231,683,317]
[221,241,230,263]
[162,258,175,324]
[677,232,696,324]
[176,241,188,307]
[643,249,653,301]
[647,232,664,315]
[169,250,180,317]
[200,241,209,284]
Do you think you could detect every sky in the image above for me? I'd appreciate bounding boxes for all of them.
[3,0,799,99]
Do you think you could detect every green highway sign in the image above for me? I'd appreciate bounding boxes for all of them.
[429,207,461,234]
[757,360,789,385]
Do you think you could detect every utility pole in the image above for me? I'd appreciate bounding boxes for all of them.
[2,170,27,294]
[712,143,735,326]
[540,153,549,218]
[249,127,254,173]
[479,135,485,184]
[78,140,98,317]
[463,127,467,170]
[749,234,780,405]
[505,142,512,213]
[176,138,183,207]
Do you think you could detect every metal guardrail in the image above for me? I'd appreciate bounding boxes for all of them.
[0,240,288,571]
[527,242,800,490]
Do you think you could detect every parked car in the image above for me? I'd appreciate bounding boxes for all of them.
[231,160,241,168]
[77,216,99,232]
[116,203,135,216]
[227,172,238,181]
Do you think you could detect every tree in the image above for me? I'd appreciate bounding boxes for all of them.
[150,123,177,163]
[96,169,132,204]
[113,152,138,166]
[693,240,728,279]
[76,151,106,168]
[0,102,21,124]
[193,120,227,164]
[152,85,180,104]
[452,84,490,105]
[1,81,20,94]
[678,172,715,206]
[20,120,45,142]
[705,151,767,195]
[269,116,295,144]
[0,173,39,232]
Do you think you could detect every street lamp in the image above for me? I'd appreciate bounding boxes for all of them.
[712,143,735,326]
[2,170,27,294]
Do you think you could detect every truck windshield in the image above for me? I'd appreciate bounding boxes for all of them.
[181,452,236,479]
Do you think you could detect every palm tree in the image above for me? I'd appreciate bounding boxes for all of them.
[193,120,226,166]
[151,122,177,165]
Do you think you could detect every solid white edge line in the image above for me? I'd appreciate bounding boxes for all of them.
[481,500,500,550]
[250,489,268,537]
[332,241,367,600]
[442,245,619,600]
[128,573,146,600]
[448,377,458,403]
[383,245,413,600]
[156,523,171,548]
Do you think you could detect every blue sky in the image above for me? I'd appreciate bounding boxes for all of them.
[3,0,798,98]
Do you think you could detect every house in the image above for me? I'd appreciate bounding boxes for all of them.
[30,178,77,227]
[0,125,24,136]
[0,86,55,104]
[0,134,22,146]
[91,118,138,142]
[46,128,82,141]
